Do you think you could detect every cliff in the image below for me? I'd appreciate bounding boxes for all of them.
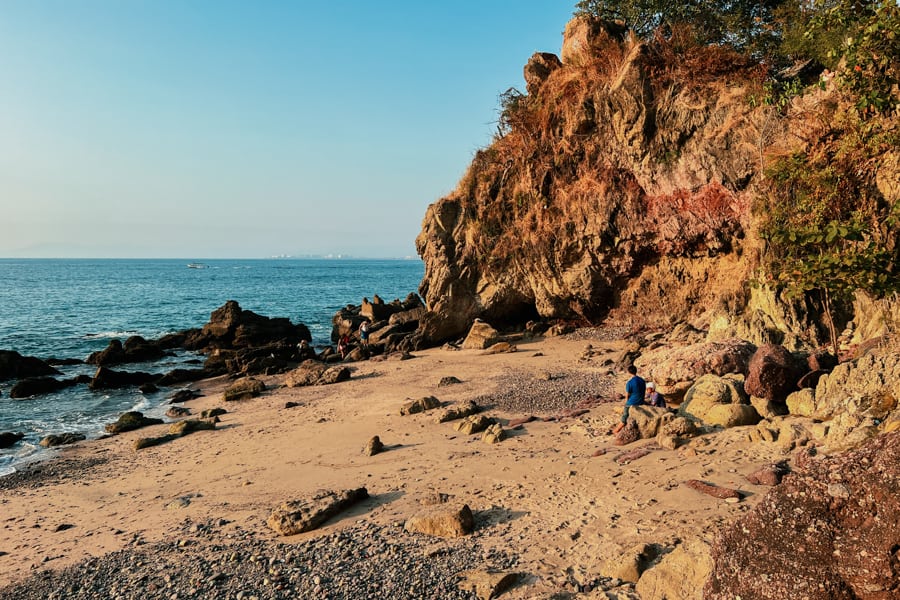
[414,16,899,347]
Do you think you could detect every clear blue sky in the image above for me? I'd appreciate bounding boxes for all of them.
[0,1,576,258]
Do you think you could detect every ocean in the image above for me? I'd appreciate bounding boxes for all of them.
[0,258,424,475]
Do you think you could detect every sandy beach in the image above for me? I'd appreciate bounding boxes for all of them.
[0,330,789,598]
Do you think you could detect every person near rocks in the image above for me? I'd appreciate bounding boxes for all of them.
[645,381,666,408]
[296,339,315,361]
[338,334,351,359]
[613,364,645,434]
[359,320,370,348]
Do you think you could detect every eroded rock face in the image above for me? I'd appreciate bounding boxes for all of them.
[706,432,900,599]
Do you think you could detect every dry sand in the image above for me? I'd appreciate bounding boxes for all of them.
[0,332,787,597]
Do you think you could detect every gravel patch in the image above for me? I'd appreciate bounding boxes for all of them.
[0,456,108,492]
[476,369,617,416]
[1,520,517,600]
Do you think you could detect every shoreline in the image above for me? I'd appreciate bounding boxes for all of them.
[0,330,788,597]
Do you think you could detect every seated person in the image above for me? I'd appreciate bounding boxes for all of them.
[646,382,666,408]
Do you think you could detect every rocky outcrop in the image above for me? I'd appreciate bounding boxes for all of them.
[86,336,166,366]
[104,411,164,434]
[183,300,311,354]
[331,293,425,352]
[706,432,900,599]
[636,339,756,400]
[679,374,761,428]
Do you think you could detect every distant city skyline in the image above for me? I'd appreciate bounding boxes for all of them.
[0,1,576,259]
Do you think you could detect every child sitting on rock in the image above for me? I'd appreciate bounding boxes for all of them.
[646,382,666,408]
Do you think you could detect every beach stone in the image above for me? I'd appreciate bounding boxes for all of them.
[39,432,86,447]
[405,504,474,538]
[223,377,265,401]
[482,423,505,444]
[104,411,164,434]
[600,543,658,583]
[796,369,827,390]
[139,382,158,394]
[613,420,640,446]
[283,360,328,387]
[635,539,712,600]
[457,569,519,600]
[455,414,494,435]
[200,407,227,419]
[134,435,177,450]
[363,436,384,456]
[317,366,350,385]
[436,400,480,423]
[419,492,451,506]
[0,431,25,448]
[785,388,817,416]
[461,320,500,350]
[815,352,900,421]
[169,419,216,436]
[482,342,516,355]
[705,403,761,428]
[166,407,191,418]
[266,488,369,536]
[168,389,202,403]
[437,376,462,386]
[746,462,789,486]
[400,396,441,415]
[706,431,900,599]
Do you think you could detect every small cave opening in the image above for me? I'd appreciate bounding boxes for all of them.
[482,300,541,332]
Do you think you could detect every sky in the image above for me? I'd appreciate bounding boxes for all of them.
[0,1,577,259]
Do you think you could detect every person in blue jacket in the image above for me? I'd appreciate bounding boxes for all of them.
[613,364,646,434]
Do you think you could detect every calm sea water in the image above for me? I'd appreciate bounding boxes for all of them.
[0,258,424,475]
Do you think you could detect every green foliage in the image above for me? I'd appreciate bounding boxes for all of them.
[497,87,528,137]
[748,77,804,111]
[574,0,786,57]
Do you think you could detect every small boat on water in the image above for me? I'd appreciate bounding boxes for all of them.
[187,263,209,269]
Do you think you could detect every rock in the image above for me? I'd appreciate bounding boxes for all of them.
[0,350,60,380]
[284,360,328,387]
[561,15,626,64]
[139,382,159,394]
[0,431,24,448]
[168,389,203,403]
[133,435,177,450]
[815,352,900,421]
[481,342,516,355]
[635,539,713,600]
[266,488,369,536]
[363,436,384,456]
[165,406,191,418]
[458,569,519,600]
[600,543,659,583]
[89,367,157,391]
[661,415,700,437]
[223,377,265,401]
[684,480,742,500]
[613,420,641,446]
[186,300,311,352]
[436,400,480,423]
[462,320,501,350]
[749,394,788,419]
[746,462,789,486]
[39,432,86,447]
[200,407,227,419]
[87,336,166,366]
[104,411,164,434]
[796,368,827,389]
[454,414,495,435]
[706,431,900,599]
[156,368,210,386]
[636,339,757,401]
[482,423,505,444]
[438,376,462,386]
[169,419,216,436]
[623,405,671,439]
[785,387,817,416]
[400,396,441,416]
[10,377,71,399]
[523,51,562,95]
[807,350,837,372]
[679,374,760,427]
[744,343,803,402]
[317,366,350,385]
[404,504,474,538]
[419,492,451,506]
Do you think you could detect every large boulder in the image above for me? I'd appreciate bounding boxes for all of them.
[223,377,266,401]
[705,432,900,599]
[86,336,166,366]
[744,343,802,402]
[0,431,24,448]
[0,350,60,381]
[679,374,760,428]
[10,377,74,399]
[524,51,562,95]
[636,339,757,401]
[624,405,671,439]
[462,320,501,350]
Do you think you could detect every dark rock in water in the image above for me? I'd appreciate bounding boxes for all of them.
[0,431,24,448]
[168,389,203,403]
[86,336,166,366]
[744,344,804,402]
[706,432,900,599]
[184,300,312,352]
[10,376,81,399]
[156,368,210,386]
[139,382,159,394]
[86,339,126,366]
[104,411,164,434]
[44,357,83,366]
[0,350,60,381]
[89,367,157,390]
[39,432,87,447]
